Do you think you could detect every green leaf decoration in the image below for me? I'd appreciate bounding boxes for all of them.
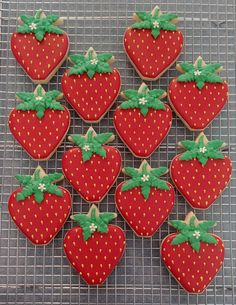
[177,59,223,89]
[170,215,218,252]
[171,234,188,245]
[68,49,113,78]
[179,135,225,165]
[72,206,117,241]
[120,87,166,117]
[17,9,63,41]
[121,162,169,200]
[132,7,177,38]
[16,168,64,203]
[70,130,113,162]
[16,86,64,119]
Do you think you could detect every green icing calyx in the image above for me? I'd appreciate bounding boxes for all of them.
[16,166,64,203]
[68,47,114,78]
[176,56,223,89]
[71,204,117,240]
[68,127,115,162]
[179,132,225,166]
[15,85,64,119]
[120,83,167,116]
[17,9,64,41]
[132,6,178,39]
[121,160,169,200]
[170,212,218,252]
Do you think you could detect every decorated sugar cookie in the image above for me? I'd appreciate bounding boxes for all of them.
[168,56,228,130]
[62,127,122,203]
[8,85,70,160]
[124,6,183,81]
[64,204,126,285]
[115,160,175,237]
[62,47,121,122]
[8,166,71,245]
[170,133,232,209]
[113,83,172,158]
[161,212,224,293]
[11,9,69,84]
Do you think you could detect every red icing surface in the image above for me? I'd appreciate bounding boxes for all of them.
[170,155,232,209]
[64,225,126,285]
[168,79,228,130]
[8,187,71,245]
[114,105,172,158]
[61,69,121,122]
[8,107,70,160]
[115,182,175,237]
[161,233,224,293]
[11,32,69,82]
[62,146,122,202]
[124,28,183,80]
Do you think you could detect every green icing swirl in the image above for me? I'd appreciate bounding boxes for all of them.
[132,7,177,38]
[170,215,217,252]
[177,59,223,89]
[68,50,113,78]
[17,9,63,41]
[16,85,64,119]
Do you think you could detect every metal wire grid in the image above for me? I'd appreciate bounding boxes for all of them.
[0,0,235,304]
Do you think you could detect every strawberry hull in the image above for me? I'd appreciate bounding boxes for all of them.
[113,105,172,158]
[64,225,126,285]
[62,69,121,122]
[8,107,70,160]
[115,182,175,237]
[170,155,232,209]
[124,29,183,80]
[161,233,224,293]
[11,32,69,84]
[62,146,122,202]
[8,187,72,245]
[168,79,228,130]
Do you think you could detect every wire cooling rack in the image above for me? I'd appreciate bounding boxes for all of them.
[0,0,235,304]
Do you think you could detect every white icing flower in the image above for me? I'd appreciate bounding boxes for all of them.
[90,59,98,65]
[83,145,90,151]
[35,96,43,101]
[29,23,37,30]
[139,98,148,105]
[89,223,97,233]
[193,230,201,239]
[194,70,202,76]
[152,21,160,28]
[141,174,150,182]
[199,146,207,154]
[38,183,46,192]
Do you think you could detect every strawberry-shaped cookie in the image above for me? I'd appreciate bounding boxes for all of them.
[64,204,126,285]
[115,160,175,237]
[62,127,122,202]
[62,47,121,122]
[114,83,172,158]
[170,133,232,209]
[124,6,183,81]
[168,56,228,130]
[8,85,70,160]
[161,212,224,293]
[11,9,69,84]
[8,166,71,245]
